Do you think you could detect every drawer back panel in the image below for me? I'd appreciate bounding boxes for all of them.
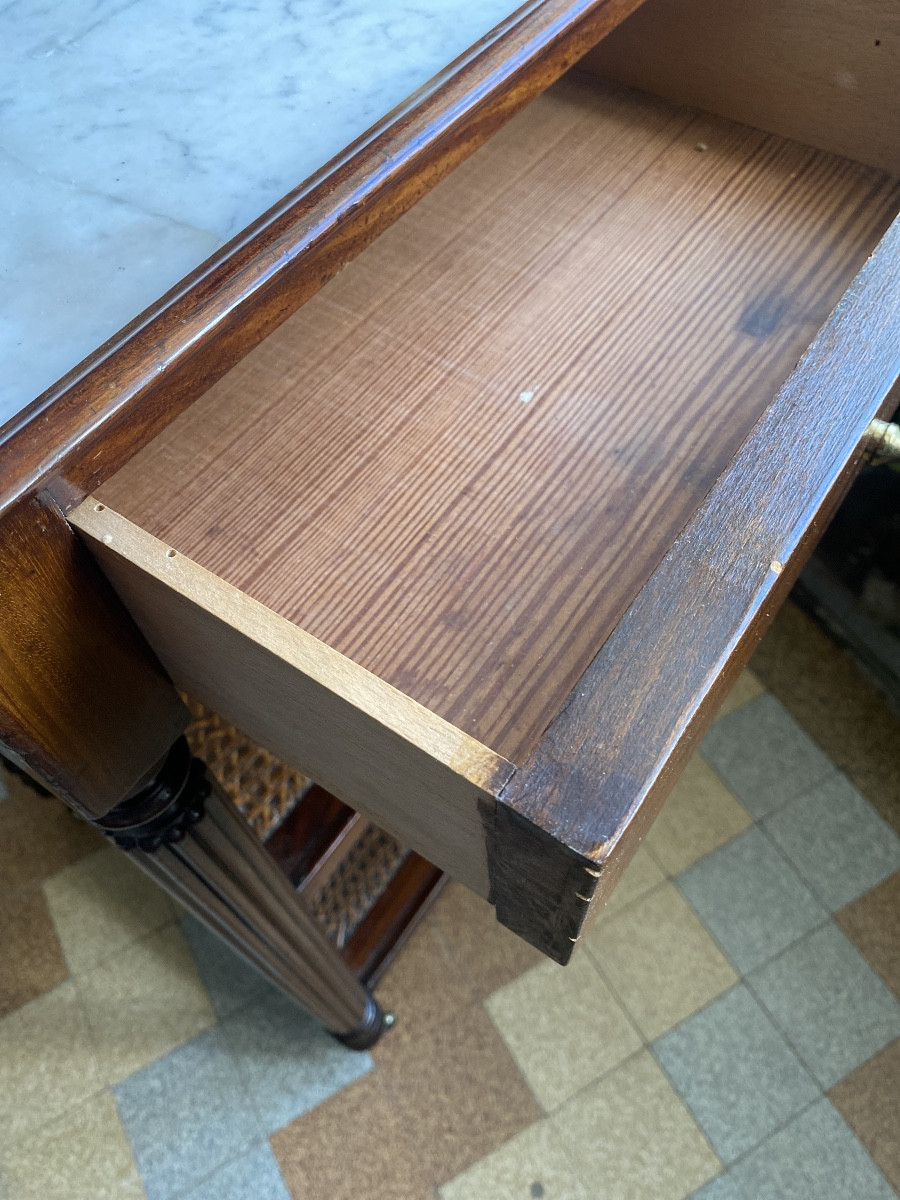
[584,0,900,174]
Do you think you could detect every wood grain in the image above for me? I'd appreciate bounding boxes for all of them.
[584,0,900,174]
[70,500,513,897]
[137,777,375,1035]
[496,212,900,961]
[98,75,900,763]
[0,497,187,817]
[0,0,645,518]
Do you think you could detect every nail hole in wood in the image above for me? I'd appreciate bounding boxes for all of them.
[166,549,177,558]
[94,503,105,511]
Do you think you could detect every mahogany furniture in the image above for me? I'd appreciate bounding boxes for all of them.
[2,0,898,1045]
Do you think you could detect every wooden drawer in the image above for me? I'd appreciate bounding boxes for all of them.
[70,33,900,961]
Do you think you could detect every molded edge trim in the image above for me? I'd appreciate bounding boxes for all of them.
[0,0,647,515]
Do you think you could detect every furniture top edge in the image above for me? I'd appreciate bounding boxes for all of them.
[0,0,643,519]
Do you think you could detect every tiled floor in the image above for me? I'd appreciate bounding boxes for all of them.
[1,601,899,1199]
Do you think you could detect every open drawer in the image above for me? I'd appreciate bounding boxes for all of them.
[70,57,900,962]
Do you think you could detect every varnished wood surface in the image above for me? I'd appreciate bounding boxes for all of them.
[98,76,900,763]
[0,0,644,518]
[497,213,900,960]
[140,777,373,1034]
[70,501,513,896]
[343,854,446,987]
[0,497,187,816]
[585,0,900,174]
[264,784,355,889]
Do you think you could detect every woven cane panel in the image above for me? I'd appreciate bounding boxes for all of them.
[184,700,409,944]
[185,700,308,837]
[310,825,406,947]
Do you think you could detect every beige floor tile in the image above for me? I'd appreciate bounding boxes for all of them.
[0,1090,144,1200]
[550,1050,720,1200]
[486,955,641,1110]
[43,846,177,975]
[715,669,765,718]
[0,982,102,1144]
[77,924,214,1085]
[585,883,737,1040]
[440,1119,590,1200]
[597,846,666,919]
[645,757,752,875]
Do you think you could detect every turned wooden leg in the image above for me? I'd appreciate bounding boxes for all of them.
[95,737,387,1047]
[0,497,386,1047]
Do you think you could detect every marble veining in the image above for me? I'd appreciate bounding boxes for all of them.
[0,0,519,429]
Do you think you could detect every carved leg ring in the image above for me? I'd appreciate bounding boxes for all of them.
[93,737,388,1049]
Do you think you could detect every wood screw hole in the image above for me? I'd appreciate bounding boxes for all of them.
[94,503,105,511]
[166,549,177,558]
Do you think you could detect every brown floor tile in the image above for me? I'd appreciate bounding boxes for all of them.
[375,920,475,1040]
[0,883,68,1018]
[830,1039,900,1192]
[271,1071,431,1200]
[0,782,104,899]
[429,883,543,999]
[836,873,900,996]
[751,602,900,832]
[376,1001,541,1187]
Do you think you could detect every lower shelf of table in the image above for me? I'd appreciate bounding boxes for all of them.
[186,701,445,989]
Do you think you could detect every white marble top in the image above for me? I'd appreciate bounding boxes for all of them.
[0,0,519,429]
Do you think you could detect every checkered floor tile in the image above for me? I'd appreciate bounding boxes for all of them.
[2,604,899,1199]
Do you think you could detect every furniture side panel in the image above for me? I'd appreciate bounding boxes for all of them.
[0,496,188,816]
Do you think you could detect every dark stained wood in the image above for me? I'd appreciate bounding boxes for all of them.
[264,784,354,887]
[0,496,188,817]
[97,76,900,763]
[341,853,446,987]
[296,815,369,899]
[495,212,900,962]
[239,777,444,989]
[0,0,646,519]
[135,774,379,1039]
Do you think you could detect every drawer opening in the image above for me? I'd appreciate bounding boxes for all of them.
[93,73,899,765]
[74,70,900,959]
